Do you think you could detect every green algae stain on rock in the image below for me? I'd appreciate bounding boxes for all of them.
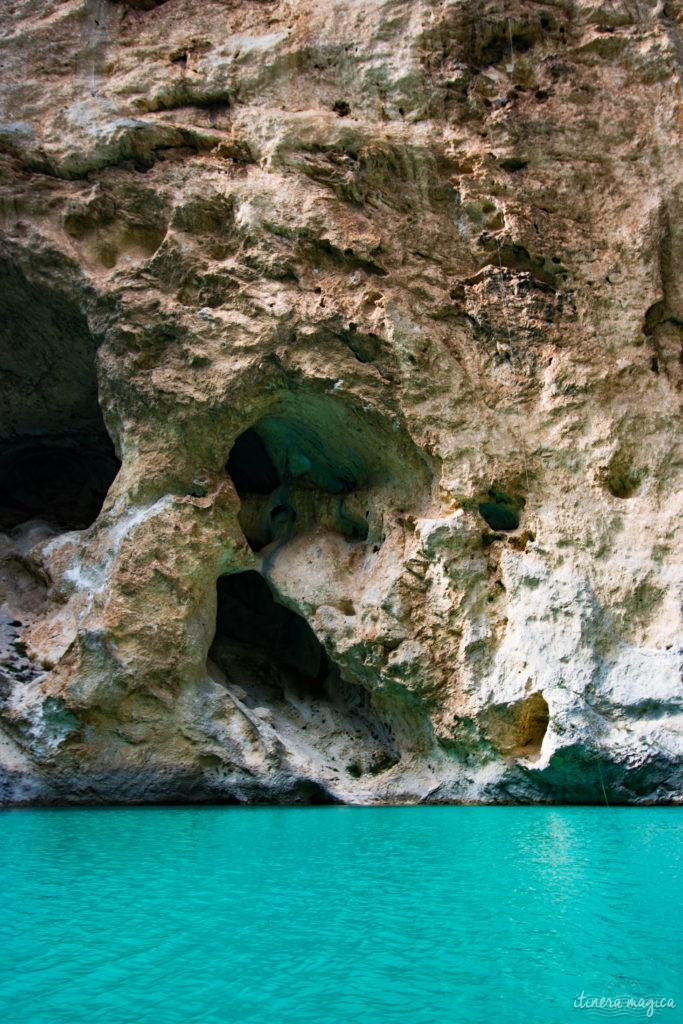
[601,449,647,499]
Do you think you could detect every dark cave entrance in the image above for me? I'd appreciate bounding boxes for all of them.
[227,429,280,498]
[211,570,329,692]
[217,396,433,782]
[0,260,120,532]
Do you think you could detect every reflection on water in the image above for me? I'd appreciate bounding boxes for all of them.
[0,807,680,1024]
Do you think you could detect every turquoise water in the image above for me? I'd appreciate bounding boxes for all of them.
[0,807,681,1024]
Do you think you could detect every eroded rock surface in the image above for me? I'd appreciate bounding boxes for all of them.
[0,0,681,805]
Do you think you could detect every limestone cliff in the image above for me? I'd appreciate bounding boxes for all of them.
[0,0,681,805]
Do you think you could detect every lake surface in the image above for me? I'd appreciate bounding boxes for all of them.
[0,806,680,1024]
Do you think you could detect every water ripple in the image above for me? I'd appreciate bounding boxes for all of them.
[0,806,680,1024]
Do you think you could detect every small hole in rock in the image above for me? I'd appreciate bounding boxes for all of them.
[479,504,518,531]
[499,157,528,173]
[332,99,351,117]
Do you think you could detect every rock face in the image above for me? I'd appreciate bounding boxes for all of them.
[0,0,681,805]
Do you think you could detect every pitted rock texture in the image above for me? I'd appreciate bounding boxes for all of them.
[0,0,681,805]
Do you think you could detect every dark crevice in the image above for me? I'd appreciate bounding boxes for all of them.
[298,236,388,277]
[227,428,280,496]
[478,488,523,532]
[338,325,385,364]
[478,236,567,287]
[9,125,217,181]
[498,157,528,173]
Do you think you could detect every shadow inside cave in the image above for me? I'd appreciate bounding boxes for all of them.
[226,409,371,552]
[208,570,399,780]
[0,436,119,532]
[213,570,328,690]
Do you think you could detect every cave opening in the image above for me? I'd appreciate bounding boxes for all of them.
[225,394,434,555]
[208,569,401,779]
[0,260,120,532]
[227,428,280,496]
[478,488,523,532]
[515,692,550,757]
[226,402,374,551]
[211,570,329,690]
[481,691,550,762]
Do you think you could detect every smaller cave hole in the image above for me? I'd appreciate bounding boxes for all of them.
[226,410,372,551]
[478,488,522,532]
[499,157,528,173]
[332,99,351,117]
[479,503,519,531]
[602,454,646,499]
[481,691,550,761]
[227,428,280,496]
